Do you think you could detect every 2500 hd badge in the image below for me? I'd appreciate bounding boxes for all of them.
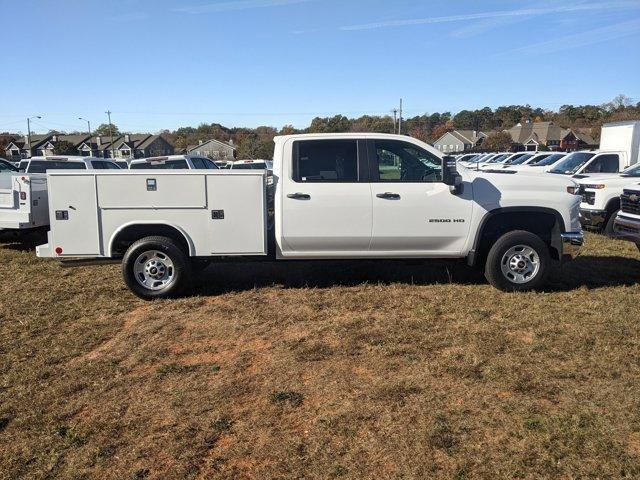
[429,218,466,223]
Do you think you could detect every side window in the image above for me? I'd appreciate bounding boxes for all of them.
[583,154,619,174]
[103,161,121,170]
[203,158,218,169]
[191,158,206,169]
[374,140,442,182]
[293,140,358,183]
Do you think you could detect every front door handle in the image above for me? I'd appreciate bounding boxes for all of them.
[376,192,400,200]
[287,192,311,200]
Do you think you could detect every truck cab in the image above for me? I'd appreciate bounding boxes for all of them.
[37,133,584,298]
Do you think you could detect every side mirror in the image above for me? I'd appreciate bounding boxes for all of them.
[442,155,463,194]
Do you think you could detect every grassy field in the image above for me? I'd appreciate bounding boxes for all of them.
[1,232,640,479]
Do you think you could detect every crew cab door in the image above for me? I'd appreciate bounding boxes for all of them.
[367,139,472,255]
[279,139,372,255]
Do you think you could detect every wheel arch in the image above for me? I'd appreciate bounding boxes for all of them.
[468,207,565,266]
[108,222,195,257]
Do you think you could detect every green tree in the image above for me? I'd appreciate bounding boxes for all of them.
[94,123,121,137]
[53,140,76,155]
[482,131,513,152]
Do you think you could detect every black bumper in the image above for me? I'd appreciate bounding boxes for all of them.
[613,215,640,243]
[579,208,607,231]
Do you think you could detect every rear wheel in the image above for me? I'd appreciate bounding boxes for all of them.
[484,230,550,291]
[122,236,191,300]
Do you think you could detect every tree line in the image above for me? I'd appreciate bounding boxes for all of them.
[160,94,639,159]
[2,95,638,160]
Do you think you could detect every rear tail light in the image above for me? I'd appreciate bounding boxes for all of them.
[20,192,27,200]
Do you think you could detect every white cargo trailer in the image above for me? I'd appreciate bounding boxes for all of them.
[599,120,640,169]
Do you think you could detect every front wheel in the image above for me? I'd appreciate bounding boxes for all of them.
[484,230,550,291]
[122,236,192,300]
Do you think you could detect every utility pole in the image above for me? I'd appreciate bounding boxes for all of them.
[105,110,115,158]
[398,98,403,135]
[26,116,41,158]
[392,109,398,134]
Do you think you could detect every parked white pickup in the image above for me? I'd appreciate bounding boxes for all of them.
[37,133,584,298]
[0,156,119,231]
[613,184,640,248]
[577,163,640,234]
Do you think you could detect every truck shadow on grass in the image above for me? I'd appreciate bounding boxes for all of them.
[193,255,640,295]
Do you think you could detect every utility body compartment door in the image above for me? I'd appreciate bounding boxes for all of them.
[48,174,100,256]
[206,173,267,255]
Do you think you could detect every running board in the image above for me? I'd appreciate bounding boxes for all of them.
[59,258,120,268]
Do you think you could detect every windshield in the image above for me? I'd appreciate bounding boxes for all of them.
[533,153,565,166]
[488,154,509,163]
[508,153,535,165]
[621,164,640,177]
[0,160,17,172]
[549,152,596,174]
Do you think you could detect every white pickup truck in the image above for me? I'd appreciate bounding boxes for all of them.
[613,184,640,249]
[0,156,120,231]
[577,163,640,234]
[36,133,584,298]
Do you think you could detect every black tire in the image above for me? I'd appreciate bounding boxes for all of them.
[122,236,191,300]
[603,209,619,237]
[484,230,550,292]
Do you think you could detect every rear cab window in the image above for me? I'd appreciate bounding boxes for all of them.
[27,161,87,173]
[130,160,189,170]
[91,160,121,170]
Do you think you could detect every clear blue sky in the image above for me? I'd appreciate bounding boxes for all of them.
[2,0,640,134]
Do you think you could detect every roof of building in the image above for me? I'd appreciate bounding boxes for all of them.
[187,138,236,152]
[507,121,567,144]
[137,134,170,150]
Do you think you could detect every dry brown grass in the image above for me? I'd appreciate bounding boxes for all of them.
[1,232,640,479]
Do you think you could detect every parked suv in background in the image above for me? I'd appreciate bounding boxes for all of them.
[129,155,220,170]
[18,156,121,173]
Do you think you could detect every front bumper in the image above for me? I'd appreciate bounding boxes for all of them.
[579,208,606,231]
[613,215,640,243]
[560,231,584,260]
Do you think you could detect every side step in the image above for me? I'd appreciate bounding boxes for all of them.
[59,258,120,268]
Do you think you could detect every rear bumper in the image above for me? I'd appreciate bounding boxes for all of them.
[560,231,584,260]
[579,208,606,231]
[36,242,53,258]
[613,214,640,243]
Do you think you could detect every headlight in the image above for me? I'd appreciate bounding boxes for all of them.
[584,184,605,189]
[566,186,581,195]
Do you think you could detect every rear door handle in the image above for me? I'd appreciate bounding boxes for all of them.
[287,193,311,200]
[376,192,400,200]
